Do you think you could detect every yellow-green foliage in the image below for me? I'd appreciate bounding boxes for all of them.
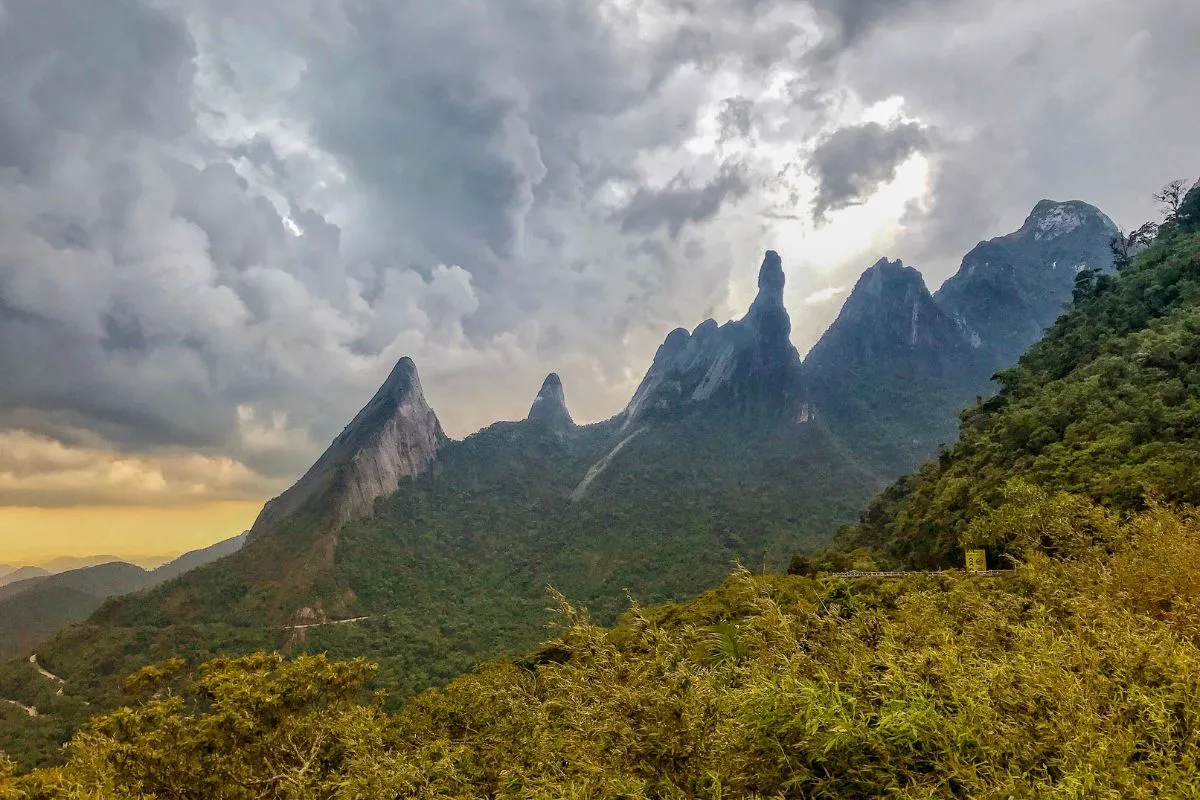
[846,229,1200,569]
[7,492,1200,798]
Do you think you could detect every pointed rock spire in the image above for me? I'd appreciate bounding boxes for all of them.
[527,372,574,427]
[756,250,785,305]
[807,257,971,372]
[622,249,803,426]
[248,356,446,541]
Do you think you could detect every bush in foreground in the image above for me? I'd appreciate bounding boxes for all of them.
[6,490,1200,798]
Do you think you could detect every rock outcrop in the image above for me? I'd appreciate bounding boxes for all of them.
[247,357,446,540]
[526,373,575,428]
[935,199,1119,366]
[807,258,974,376]
[622,250,804,426]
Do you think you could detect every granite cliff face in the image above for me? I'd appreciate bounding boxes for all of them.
[805,258,988,471]
[622,250,806,426]
[526,373,574,429]
[247,357,446,540]
[807,258,973,376]
[935,199,1119,365]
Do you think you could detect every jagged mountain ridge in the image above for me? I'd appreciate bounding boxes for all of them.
[804,257,991,470]
[807,257,976,374]
[803,201,1119,470]
[623,251,806,426]
[245,203,1114,551]
[0,197,1123,766]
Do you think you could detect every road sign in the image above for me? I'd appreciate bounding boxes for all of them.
[965,549,988,572]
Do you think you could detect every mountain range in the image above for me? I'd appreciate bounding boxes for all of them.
[0,198,1119,766]
[0,535,248,659]
[0,555,179,589]
[8,183,1200,799]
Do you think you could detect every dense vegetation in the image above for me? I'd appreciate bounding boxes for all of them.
[3,182,1196,790]
[843,210,1200,568]
[6,489,1200,797]
[0,414,878,767]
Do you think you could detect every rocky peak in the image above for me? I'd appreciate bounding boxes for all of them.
[622,250,803,426]
[1021,199,1120,243]
[753,250,785,307]
[247,357,446,541]
[807,257,971,372]
[527,372,575,427]
[846,257,925,304]
[933,198,1118,367]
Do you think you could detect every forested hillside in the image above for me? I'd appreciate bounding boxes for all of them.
[7,491,1200,798]
[10,185,1199,796]
[841,194,1200,568]
[2,188,1191,783]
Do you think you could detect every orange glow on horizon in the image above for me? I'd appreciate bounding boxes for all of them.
[0,501,263,564]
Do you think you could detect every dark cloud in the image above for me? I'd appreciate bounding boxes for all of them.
[802,0,965,67]
[0,0,1197,510]
[838,0,1200,285]
[615,165,752,239]
[717,96,756,142]
[808,121,930,220]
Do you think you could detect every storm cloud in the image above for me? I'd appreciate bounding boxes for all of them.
[0,0,1196,510]
[808,121,931,220]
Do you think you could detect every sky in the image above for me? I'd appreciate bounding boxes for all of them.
[0,0,1197,562]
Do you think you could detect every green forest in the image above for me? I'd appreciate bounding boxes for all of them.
[6,492,1200,798]
[3,184,1200,798]
[843,197,1200,570]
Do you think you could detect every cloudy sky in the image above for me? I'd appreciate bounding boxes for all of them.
[0,0,1196,560]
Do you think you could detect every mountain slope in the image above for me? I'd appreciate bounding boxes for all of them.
[0,212,1127,767]
[935,199,1119,366]
[0,250,887,764]
[0,568,48,588]
[0,587,109,661]
[246,357,446,542]
[806,258,988,471]
[71,252,875,688]
[0,562,150,604]
[19,500,1200,798]
[843,226,1200,567]
[0,536,249,659]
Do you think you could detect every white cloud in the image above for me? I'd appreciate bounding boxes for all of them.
[0,0,1195,512]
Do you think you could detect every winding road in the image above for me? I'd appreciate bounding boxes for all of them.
[1,698,37,717]
[30,654,65,695]
[282,615,370,631]
[0,655,66,717]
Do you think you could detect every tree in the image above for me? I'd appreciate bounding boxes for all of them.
[1154,179,1189,223]
[1072,267,1099,302]
[1178,181,1200,233]
[1109,221,1159,270]
[45,653,385,799]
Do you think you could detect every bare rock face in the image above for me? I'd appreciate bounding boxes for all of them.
[807,258,974,375]
[526,373,575,428]
[622,250,804,426]
[934,199,1119,366]
[248,357,446,540]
